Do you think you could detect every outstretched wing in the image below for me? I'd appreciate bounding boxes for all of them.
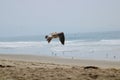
[58,32,65,45]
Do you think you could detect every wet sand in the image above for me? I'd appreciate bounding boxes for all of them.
[0,54,120,80]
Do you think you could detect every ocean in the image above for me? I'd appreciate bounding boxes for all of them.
[0,31,120,61]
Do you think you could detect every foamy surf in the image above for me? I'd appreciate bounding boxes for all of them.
[0,39,120,61]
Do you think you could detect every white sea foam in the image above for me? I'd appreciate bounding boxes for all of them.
[0,39,120,48]
[50,39,120,61]
[0,42,42,49]
[100,39,120,45]
[0,39,120,61]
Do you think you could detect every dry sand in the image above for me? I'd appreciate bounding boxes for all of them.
[0,54,120,80]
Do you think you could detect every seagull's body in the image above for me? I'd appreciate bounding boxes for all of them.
[45,32,65,45]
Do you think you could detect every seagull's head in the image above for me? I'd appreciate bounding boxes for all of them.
[45,35,48,39]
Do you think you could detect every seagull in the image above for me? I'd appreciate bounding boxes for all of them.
[45,32,65,45]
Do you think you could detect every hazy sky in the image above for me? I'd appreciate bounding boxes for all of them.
[0,0,120,36]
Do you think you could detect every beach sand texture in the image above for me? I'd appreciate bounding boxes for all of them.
[0,54,120,80]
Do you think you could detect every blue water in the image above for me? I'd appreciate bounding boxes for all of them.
[0,31,120,61]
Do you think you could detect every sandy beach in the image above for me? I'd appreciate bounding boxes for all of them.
[0,54,120,80]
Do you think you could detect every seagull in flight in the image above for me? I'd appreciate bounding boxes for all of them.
[45,32,65,45]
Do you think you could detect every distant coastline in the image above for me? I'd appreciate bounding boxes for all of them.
[0,31,120,42]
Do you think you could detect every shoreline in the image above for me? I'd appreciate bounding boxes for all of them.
[0,53,120,68]
[0,53,120,80]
